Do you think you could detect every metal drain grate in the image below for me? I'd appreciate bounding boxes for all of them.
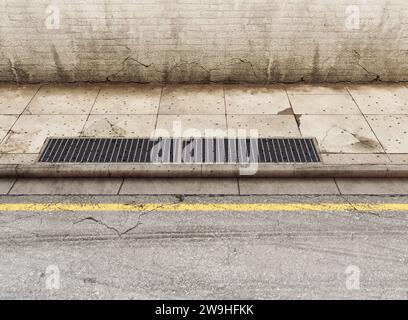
[39,138,320,163]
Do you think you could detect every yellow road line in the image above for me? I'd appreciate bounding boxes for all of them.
[0,203,407,212]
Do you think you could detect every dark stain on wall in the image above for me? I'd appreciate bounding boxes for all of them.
[51,44,71,81]
[311,45,320,82]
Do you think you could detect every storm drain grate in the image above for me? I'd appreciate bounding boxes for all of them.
[39,138,320,163]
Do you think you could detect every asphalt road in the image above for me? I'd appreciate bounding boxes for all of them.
[0,194,408,300]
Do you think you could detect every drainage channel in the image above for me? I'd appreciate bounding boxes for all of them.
[39,138,320,163]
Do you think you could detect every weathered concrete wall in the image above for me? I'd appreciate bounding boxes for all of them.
[1,0,407,83]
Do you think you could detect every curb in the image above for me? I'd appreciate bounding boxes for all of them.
[1,163,408,178]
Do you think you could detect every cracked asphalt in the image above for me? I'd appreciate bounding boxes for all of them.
[0,194,408,300]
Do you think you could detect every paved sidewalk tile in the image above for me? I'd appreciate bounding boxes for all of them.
[0,154,37,164]
[10,178,123,195]
[0,115,86,153]
[239,178,339,195]
[289,94,361,115]
[25,84,99,115]
[92,84,161,115]
[321,153,389,165]
[285,84,348,95]
[0,84,39,114]
[225,85,292,115]
[156,115,227,137]
[0,115,18,141]
[227,115,300,137]
[0,178,15,194]
[388,154,408,164]
[366,115,408,153]
[298,115,383,153]
[336,178,408,195]
[348,85,408,114]
[160,85,225,115]
[82,115,157,138]
[120,178,239,195]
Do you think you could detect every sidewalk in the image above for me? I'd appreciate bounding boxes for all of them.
[0,82,408,178]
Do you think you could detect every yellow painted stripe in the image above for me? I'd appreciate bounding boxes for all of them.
[0,203,407,212]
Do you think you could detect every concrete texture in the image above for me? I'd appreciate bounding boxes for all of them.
[24,84,99,115]
[289,94,361,115]
[321,153,389,165]
[0,194,408,299]
[0,115,18,141]
[4,177,408,195]
[0,84,40,114]
[336,178,408,195]
[3,163,408,178]
[225,85,291,115]
[0,115,87,153]
[227,115,300,137]
[1,1,408,83]
[120,178,239,195]
[92,84,161,115]
[0,178,14,194]
[348,85,408,114]
[366,115,408,153]
[155,115,227,137]
[10,178,123,195]
[82,115,157,137]
[239,178,340,195]
[298,115,383,153]
[160,85,225,115]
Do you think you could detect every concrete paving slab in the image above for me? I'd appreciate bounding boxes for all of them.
[201,164,240,177]
[388,154,408,164]
[0,84,39,114]
[0,115,18,142]
[289,94,361,115]
[225,85,292,115]
[82,115,157,138]
[10,178,123,195]
[252,164,295,177]
[0,178,14,194]
[120,178,239,195]
[366,115,408,153]
[159,85,225,115]
[321,153,390,165]
[0,115,87,153]
[227,115,300,137]
[155,115,227,137]
[298,115,383,153]
[335,178,408,195]
[0,154,37,165]
[91,84,161,115]
[285,84,348,95]
[24,84,99,115]
[10,163,203,178]
[239,178,339,195]
[348,85,408,114]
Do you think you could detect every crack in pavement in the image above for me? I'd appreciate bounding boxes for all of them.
[74,216,122,237]
[73,201,181,238]
[337,193,382,218]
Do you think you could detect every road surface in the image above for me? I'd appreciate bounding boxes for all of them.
[0,194,407,299]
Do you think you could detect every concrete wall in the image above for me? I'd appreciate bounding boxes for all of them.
[1,0,407,83]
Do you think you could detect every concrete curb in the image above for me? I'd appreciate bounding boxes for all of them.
[1,163,408,178]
